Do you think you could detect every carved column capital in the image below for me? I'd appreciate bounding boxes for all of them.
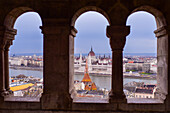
[154,26,168,38]
[40,25,70,35]
[0,26,16,51]
[107,25,130,50]
[70,26,77,37]
[5,40,12,51]
[4,27,17,41]
[40,18,70,36]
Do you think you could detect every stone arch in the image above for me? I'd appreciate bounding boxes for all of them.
[69,6,111,101]
[2,7,44,98]
[131,5,166,29]
[71,6,111,26]
[127,5,168,102]
[4,7,43,29]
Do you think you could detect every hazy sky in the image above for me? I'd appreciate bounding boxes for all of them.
[125,11,157,53]
[10,11,157,54]
[75,12,110,54]
[75,11,157,54]
[10,12,43,54]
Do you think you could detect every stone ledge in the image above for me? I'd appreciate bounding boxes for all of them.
[73,97,109,103]
[4,96,40,102]
[127,98,163,104]
[73,97,163,104]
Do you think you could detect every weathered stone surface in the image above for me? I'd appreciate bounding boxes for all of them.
[107,26,130,103]
[119,103,165,112]
[0,0,169,112]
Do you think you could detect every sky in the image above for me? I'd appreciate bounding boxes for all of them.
[75,11,157,54]
[10,12,43,55]
[125,11,157,53]
[75,12,110,54]
[10,11,157,55]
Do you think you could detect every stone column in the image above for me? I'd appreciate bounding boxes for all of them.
[154,26,168,102]
[0,42,6,97]
[163,25,170,111]
[4,41,12,94]
[69,26,77,99]
[4,28,16,94]
[40,20,73,110]
[0,26,7,97]
[107,25,130,103]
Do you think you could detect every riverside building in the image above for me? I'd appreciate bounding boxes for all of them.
[74,60,109,98]
[74,47,112,75]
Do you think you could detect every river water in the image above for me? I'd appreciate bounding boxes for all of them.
[9,68,157,90]
[9,68,43,79]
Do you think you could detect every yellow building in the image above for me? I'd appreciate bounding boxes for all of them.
[10,83,34,92]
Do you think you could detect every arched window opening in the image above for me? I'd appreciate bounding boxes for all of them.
[124,11,158,101]
[73,11,111,102]
[8,12,43,97]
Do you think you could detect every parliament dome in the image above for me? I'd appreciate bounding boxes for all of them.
[88,47,95,56]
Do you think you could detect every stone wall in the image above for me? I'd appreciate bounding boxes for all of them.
[0,0,170,112]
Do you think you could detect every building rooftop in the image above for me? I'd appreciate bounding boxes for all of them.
[135,88,153,94]
[88,47,95,56]
[10,83,34,91]
[124,86,136,93]
[81,60,92,83]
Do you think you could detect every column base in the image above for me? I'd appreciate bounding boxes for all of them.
[41,93,73,110]
[6,89,13,95]
[70,88,77,99]
[109,91,127,103]
[0,90,9,97]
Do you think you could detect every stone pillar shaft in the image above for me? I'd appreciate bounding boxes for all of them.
[4,47,9,91]
[0,45,5,96]
[0,26,6,97]
[112,50,123,94]
[69,26,77,98]
[154,26,168,101]
[4,28,16,94]
[107,25,130,103]
[40,20,73,109]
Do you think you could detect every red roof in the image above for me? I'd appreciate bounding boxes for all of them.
[88,51,95,56]
[128,61,134,63]
[82,60,92,83]
[88,47,95,56]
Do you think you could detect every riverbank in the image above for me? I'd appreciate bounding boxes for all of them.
[9,66,156,80]
[75,72,111,76]
[75,72,156,80]
[123,75,156,80]
[8,68,157,90]
[9,66,43,71]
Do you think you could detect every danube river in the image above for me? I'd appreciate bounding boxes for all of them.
[9,68,157,90]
